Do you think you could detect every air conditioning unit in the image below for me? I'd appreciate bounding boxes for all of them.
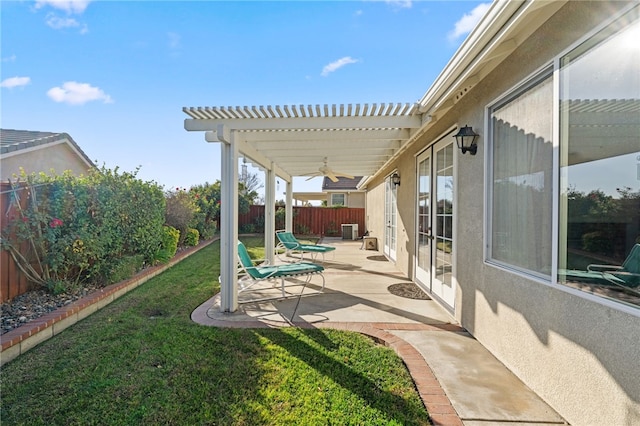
[341,224,358,240]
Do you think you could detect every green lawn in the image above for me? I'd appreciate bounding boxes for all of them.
[1,237,430,425]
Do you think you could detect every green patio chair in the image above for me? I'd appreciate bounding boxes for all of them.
[275,230,336,262]
[237,241,325,298]
[560,244,640,293]
[587,243,640,287]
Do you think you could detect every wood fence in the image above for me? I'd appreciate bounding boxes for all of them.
[1,182,32,303]
[239,205,365,237]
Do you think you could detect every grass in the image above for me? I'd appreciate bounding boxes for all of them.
[1,236,430,425]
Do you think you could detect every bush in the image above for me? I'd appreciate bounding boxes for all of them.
[582,231,612,255]
[155,225,180,263]
[165,188,198,244]
[294,223,311,235]
[189,182,221,240]
[184,228,199,247]
[1,167,165,290]
[107,255,145,285]
[253,214,265,233]
[239,223,255,234]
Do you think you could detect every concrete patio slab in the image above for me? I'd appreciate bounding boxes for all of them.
[391,330,566,424]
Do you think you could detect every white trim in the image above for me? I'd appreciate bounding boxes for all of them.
[484,66,555,279]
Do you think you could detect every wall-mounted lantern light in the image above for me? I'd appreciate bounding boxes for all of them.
[453,125,478,155]
[391,172,401,187]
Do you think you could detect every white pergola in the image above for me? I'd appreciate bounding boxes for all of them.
[182,2,569,313]
[183,103,424,312]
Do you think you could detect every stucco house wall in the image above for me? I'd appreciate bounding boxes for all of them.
[345,191,365,208]
[365,2,639,425]
[1,142,92,181]
[1,130,95,181]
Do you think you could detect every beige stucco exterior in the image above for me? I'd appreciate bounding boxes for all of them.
[342,191,365,208]
[364,2,639,425]
[1,141,93,181]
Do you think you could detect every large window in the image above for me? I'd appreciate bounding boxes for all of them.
[488,7,639,310]
[488,71,554,278]
[559,10,640,308]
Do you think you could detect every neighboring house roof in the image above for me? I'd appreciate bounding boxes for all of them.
[0,128,95,167]
[322,176,364,191]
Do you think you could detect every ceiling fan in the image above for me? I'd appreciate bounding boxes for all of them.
[302,157,354,183]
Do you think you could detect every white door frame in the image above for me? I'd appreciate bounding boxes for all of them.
[384,172,398,261]
[414,133,457,312]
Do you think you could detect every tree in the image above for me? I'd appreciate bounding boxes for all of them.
[239,170,263,205]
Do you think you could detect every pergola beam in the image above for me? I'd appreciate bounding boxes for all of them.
[185,115,422,132]
[240,128,410,142]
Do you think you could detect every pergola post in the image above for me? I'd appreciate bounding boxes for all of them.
[218,125,239,312]
[285,180,293,233]
[264,163,276,264]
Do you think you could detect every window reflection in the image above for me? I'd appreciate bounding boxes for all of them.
[559,12,640,308]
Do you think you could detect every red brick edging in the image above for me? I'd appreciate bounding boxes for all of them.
[0,239,216,366]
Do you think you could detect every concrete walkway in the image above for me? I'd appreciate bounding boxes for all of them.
[191,239,567,426]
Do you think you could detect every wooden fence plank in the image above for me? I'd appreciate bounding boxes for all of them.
[1,183,33,303]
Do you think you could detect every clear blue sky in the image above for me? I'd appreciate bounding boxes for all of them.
[1,0,489,197]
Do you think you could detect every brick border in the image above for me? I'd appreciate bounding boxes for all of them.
[0,239,216,366]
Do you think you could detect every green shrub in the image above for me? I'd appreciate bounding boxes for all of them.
[192,211,217,239]
[107,255,145,284]
[239,223,255,234]
[294,224,311,235]
[162,225,180,256]
[165,188,198,244]
[582,231,612,255]
[184,228,199,247]
[153,225,180,264]
[1,167,165,291]
[253,215,265,233]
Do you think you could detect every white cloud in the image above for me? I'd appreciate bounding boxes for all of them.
[1,76,31,89]
[46,14,80,29]
[321,56,359,77]
[47,81,113,105]
[385,0,412,9]
[2,54,17,62]
[35,0,91,14]
[448,3,491,41]
[36,1,90,33]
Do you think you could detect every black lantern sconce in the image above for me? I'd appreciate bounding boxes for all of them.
[453,125,478,155]
[391,172,401,187]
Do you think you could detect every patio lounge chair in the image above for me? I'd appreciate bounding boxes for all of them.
[237,241,325,298]
[275,230,336,262]
[586,243,640,287]
[560,244,640,292]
